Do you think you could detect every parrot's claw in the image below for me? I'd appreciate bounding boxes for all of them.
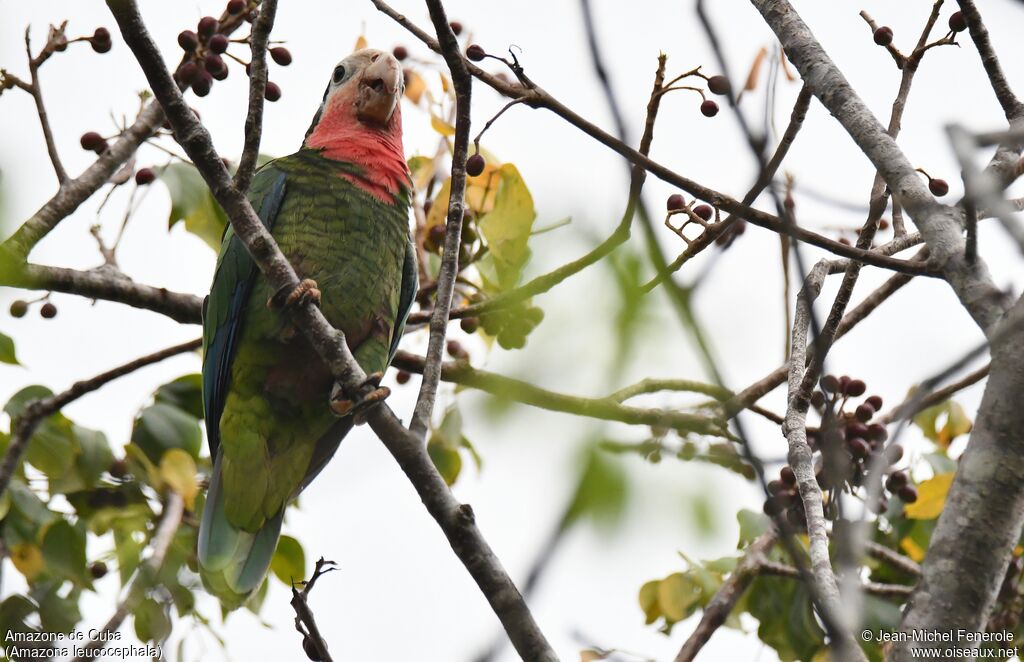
[329,373,390,422]
[268,278,321,310]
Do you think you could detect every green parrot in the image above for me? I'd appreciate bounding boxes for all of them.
[198,49,417,609]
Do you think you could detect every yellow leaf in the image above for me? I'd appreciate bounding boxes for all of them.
[439,72,452,94]
[938,402,972,447]
[160,449,199,510]
[466,164,502,214]
[657,572,700,622]
[900,536,926,563]
[354,35,368,51]
[10,543,44,581]
[477,163,537,290]
[638,580,661,625]
[404,70,427,105]
[904,472,955,520]
[580,650,609,662]
[427,178,452,230]
[407,155,434,191]
[430,114,456,137]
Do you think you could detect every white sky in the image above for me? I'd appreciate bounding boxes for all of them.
[2,1,1023,661]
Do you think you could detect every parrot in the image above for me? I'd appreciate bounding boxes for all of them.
[197,48,417,609]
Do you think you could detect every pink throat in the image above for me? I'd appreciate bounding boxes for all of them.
[304,97,409,202]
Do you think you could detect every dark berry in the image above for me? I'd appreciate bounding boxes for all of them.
[393,45,408,61]
[873,26,894,46]
[427,224,446,250]
[870,495,890,514]
[848,437,870,459]
[178,30,199,51]
[80,131,106,153]
[178,61,200,85]
[898,485,918,504]
[227,0,247,15]
[929,178,949,196]
[109,458,128,479]
[302,636,323,662]
[867,423,888,442]
[667,193,685,211]
[466,44,486,62]
[90,28,112,53]
[460,317,480,333]
[446,340,468,360]
[208,34,229,54]
[707,75,730,96]
[700,99,719,117]
[693,204,713,221]
[820,375,840,393]
[466,153,485,177]
[845,378,866,397]
[885,470,908,492]
[135,168,156,185]
[270,46,292,66]
[847,422,869,438]
[395,370,411,385]
[780,466,796,486]
[264,81,282,101]
[855,403,875,422]
[89,561,108,579]
[204,53,226,75]
[198,16,219,38]
[192,71,213,97]
[866,395,883,410]
[810,391,825,408]
[9,300,28,318]
[768,479,784,495]
[948,11,967,32]
[40,302,57,319]
[449,21,463,36]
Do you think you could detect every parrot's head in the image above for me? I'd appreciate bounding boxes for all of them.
[304,48,410,202]
[306,48,404,138]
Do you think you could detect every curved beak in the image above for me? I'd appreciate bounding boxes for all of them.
[355,53,401,126]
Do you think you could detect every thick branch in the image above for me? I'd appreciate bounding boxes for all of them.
[0,338,201,499]
[409,0,473,437]
[106,3,556,657]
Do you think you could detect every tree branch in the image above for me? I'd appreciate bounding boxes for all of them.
[750,0,1008,332]
[392,352,725,436]
[409,0,473,437]
[25,25,69,186]
[233,0,277,193]
[954,0,1024,121]
[105,2,557,657]
[291,557,337,662]
[0,338,201,499]
[71,492,184,662]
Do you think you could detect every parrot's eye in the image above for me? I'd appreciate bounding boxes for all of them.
[332,65,346,84]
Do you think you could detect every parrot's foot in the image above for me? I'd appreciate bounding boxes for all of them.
[329,372,390,423]
[268,278,321,310]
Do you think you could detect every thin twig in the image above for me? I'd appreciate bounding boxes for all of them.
[674,531,777,662]
[25,26,69,185]
[70,493,185,662]
[233,0,277,193]
[409,0,474,437]
[0,338,201,499]
[879,363,990,424]
[865,541,922,577]
[291,557,337,662]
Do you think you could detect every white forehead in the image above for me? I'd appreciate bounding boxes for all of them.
[333,48,388,74]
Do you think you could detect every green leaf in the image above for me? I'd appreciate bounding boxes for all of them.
[162,162,228,251]
[562,446,627,530]
[114,524,143,586]
[638,580,661,625]
[737,509,770,546]
[428,437,462,485]
[132,403,202,463]
[36,583,82,634]
[747,575,825,662]
[477,164,537,292]
[154,374,205,420]
[270,535,306,586]
[913,398,973,448]
[657,572,702,622]
[41,519,88,583]
[134,597,171,643]
[4,385,53,418]
[0,595,39,643]
[160,448,199,510]
[73,425,114,488]
[5,481,56,545]
[0,330,19,365]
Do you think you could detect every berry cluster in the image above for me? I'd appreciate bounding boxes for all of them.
[479,302,544,350]
[176,2,291,100]
[9,298,57,320]
[764,374,919,526]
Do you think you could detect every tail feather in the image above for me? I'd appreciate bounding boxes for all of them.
[198,451,284,610]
